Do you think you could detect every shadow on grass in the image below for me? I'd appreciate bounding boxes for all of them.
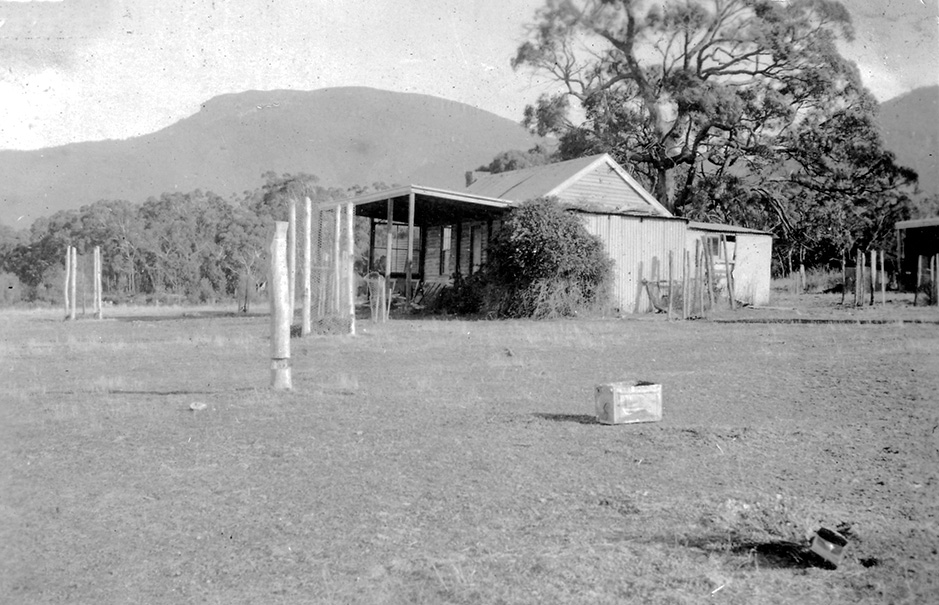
[534,413,600,425]
[111,311,265,323]
[680,535,835,570]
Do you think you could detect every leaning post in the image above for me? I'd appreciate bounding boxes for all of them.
[270,222,292,390]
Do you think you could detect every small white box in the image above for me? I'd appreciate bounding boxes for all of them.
[595,381,662,425]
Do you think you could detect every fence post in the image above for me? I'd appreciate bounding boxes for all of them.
[63,248,71,319]
[346,202,356,335]
[95,246,103,320]
[721,235,735,309]
[880,250,886,307]
[869,250,876,306]
[287,197,297,321]
[69,246,77,321]
[667,250,674,320]
[301,197,312,336]
[270,222,292,390]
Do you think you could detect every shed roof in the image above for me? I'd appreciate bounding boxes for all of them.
[688,221,772,236]
[896,217,939,230]
[465,153,672,217]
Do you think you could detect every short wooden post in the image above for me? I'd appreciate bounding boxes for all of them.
[301,197,312,336]
[69,246,77,321]
[287,197,297,321]
[270,222,292,390]
[721,235,735,310]
[345,203,356,335]
[667,250,674,320]
[64,247,71,319]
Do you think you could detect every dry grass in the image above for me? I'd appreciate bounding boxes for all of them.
[1,305,938,604]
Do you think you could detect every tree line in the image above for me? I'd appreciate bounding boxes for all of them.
[0,173,384,306]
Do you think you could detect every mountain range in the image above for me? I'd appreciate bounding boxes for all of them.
[877,85,939,200]
[0,87,541,227]
[1,85,937,228]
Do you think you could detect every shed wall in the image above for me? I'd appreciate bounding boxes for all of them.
[733,234,772,305]
[580,214,687,313]
[686,228,772,306]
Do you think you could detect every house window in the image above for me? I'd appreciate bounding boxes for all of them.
[372,222,421,276]
[470,225,483,274]
[439,226,452,276]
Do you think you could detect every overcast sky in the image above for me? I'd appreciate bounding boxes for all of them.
[1,0,937,151]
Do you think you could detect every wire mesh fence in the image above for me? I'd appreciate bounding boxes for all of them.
[306,203,355,334]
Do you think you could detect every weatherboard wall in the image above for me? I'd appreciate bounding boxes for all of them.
[555,164,650,213]
[578,213,687,313]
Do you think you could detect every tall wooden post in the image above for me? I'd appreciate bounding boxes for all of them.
[840,252,846,306]
[721,235,735,310]
[929,254,939,304]
[64,247,71,319]
[332,205,341,313]
[667,250,674,320]
[880,249,886,306]
[270,222,292,390]
[915,255,923,306]
[346,202,356,335]
[385,197,393,316]
[287,197,297,320]
[405,191,415,304]
[95,246,103,320]
[855,251,862,306]
[681,249,689,320]
[301,197,312,336]
[69,246,77,321]
[869,250,876,306]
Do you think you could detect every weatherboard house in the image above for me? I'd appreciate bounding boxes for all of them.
[343,153,772,313]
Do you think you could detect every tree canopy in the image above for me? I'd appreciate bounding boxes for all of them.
[512,0,917,266]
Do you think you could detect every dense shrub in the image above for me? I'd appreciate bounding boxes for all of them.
[470,198,614,318]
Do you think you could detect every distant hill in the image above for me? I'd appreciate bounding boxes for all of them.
[877,85,939,199]
[0,87,541,227]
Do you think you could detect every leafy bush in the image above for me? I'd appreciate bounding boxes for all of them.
[470,198,614,318]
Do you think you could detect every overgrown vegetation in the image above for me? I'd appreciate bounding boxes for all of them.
[443,198,614,318]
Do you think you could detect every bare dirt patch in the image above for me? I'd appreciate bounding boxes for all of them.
[1,305,937,603]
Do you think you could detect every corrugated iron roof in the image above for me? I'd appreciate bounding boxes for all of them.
[896,217,939,230]
[688,221,772,236]
[465,154,604,201]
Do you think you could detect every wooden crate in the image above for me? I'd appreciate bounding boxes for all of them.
[595,381,662,425]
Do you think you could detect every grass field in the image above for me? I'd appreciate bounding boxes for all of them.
[2,299,938,604]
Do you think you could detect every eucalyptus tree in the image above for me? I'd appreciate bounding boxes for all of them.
[513,0,915,265]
